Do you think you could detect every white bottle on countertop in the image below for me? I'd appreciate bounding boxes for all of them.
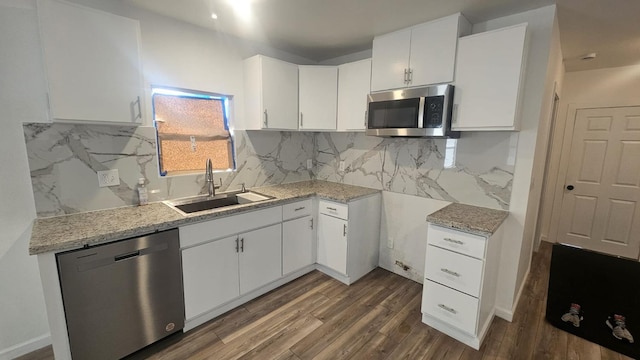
[137,178,148,206]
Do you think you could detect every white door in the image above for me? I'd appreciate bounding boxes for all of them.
[181,236,240,320]
[370,29,411,92]
[282,216,315,275]
[317,214,348,275]
[337,59,371,131]
[299,66,338,130]
[239,224,282,294]
[557,106,640,258]
[261,56,299,130]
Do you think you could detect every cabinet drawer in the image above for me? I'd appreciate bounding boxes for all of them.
[425,245,483,297]
[427,224,486,259]
[318,200,348,220]
[282,199,313,221]
[422,280,479,335]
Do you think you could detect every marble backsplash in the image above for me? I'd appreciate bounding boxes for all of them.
[24,123,314,217]
[315,132,517,210]
[24,123,516,217]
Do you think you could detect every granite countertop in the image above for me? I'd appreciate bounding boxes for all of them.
[426,203,509,237]
[29,180,380,255]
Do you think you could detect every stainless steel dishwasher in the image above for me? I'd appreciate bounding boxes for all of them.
[57,229,184,360]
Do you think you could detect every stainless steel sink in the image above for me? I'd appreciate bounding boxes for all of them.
[164,190,273,215]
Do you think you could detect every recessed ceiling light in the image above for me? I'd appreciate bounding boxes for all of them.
[211,12,218,20]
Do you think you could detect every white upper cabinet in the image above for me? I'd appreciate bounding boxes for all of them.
[371,14,470,92]
[243,55,299,130]
[299,66,338,130]
[337,59,371,131]
[452,23,528,131]
[37,0,144,124]
[371,28,412,92]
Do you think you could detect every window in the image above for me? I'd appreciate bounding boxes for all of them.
[152,87,235,176]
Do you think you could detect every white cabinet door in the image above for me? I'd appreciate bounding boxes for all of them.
[282,216,315,275]
[337,59,371,131]
[239,223,282,294]
[452,24,527,131]
[370,29,411,92]
[37,0,143,124]
[409,15,460,87]
[317,214,348,275]
[299,66,338,130]
[243,55,298,130]
[181,236,240,320]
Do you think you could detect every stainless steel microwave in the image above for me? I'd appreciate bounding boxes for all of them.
[365,84,459,138]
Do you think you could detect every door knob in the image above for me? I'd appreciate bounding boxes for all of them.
[566,185,574,190]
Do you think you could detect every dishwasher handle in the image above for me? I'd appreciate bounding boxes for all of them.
[115,250,140,262]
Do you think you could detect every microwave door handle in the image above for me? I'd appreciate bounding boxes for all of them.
[417,97,425,128]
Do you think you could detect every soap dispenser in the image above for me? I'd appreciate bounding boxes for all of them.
[137,178,148,206]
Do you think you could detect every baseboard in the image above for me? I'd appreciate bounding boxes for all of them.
[495,267,530,322]
[0,334,51,360]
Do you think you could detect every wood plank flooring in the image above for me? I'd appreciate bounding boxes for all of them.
[17,241,633,360]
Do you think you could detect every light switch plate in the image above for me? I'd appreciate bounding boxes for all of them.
[307,159,313,170]
[97,169,120,187]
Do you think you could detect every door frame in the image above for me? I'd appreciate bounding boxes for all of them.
[548,101,640,246]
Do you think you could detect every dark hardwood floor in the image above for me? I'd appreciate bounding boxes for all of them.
[16,241,633,360]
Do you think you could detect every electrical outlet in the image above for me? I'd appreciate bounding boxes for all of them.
[387,237,394,249]
[307,159,313,170]
[97,169,120,187]
[339,161,345,172]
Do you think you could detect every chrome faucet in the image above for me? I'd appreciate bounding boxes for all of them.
[205,159,221,197]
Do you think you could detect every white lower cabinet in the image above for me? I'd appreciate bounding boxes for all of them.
[316,195,381,284]
[282,215,315,275]
[421,223,504,349]
[239,224,282,294]
[317,214,348,274]
[182,236,240,320]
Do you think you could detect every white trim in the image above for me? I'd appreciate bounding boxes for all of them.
[495,267,530,322]
[0,334,51,360]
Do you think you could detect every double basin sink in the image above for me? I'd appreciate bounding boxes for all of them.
[165,190,273,215]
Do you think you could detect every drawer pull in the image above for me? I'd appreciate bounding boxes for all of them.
[438,304,458,314]
[440,268,460,277]
[443,237,464,245]
[294,207,305,211]
[327,207,337,211]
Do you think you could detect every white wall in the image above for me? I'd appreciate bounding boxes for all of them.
[0,1,51,358]
[378,192,449,282]
[539,63,640,244]
[473,5,558,317]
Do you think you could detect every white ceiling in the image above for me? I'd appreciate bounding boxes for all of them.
[125,0,640,71]
[557,0,640,72]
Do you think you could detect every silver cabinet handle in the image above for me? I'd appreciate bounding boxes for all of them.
[263,109,268,128]
[240,238,244,252]
[438,304,457,314]
[452,104,458,124]
[327,207,337,211]
[440,268,461,277]
[443,237,464,245]
[134,96,142,120]
[343,224,347,236]
[310,218,314,230]
[294,207,305,211]
[408,68,413,83]
[235,237,239,253]
[403,68,408,83]
[300,112,303,127]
